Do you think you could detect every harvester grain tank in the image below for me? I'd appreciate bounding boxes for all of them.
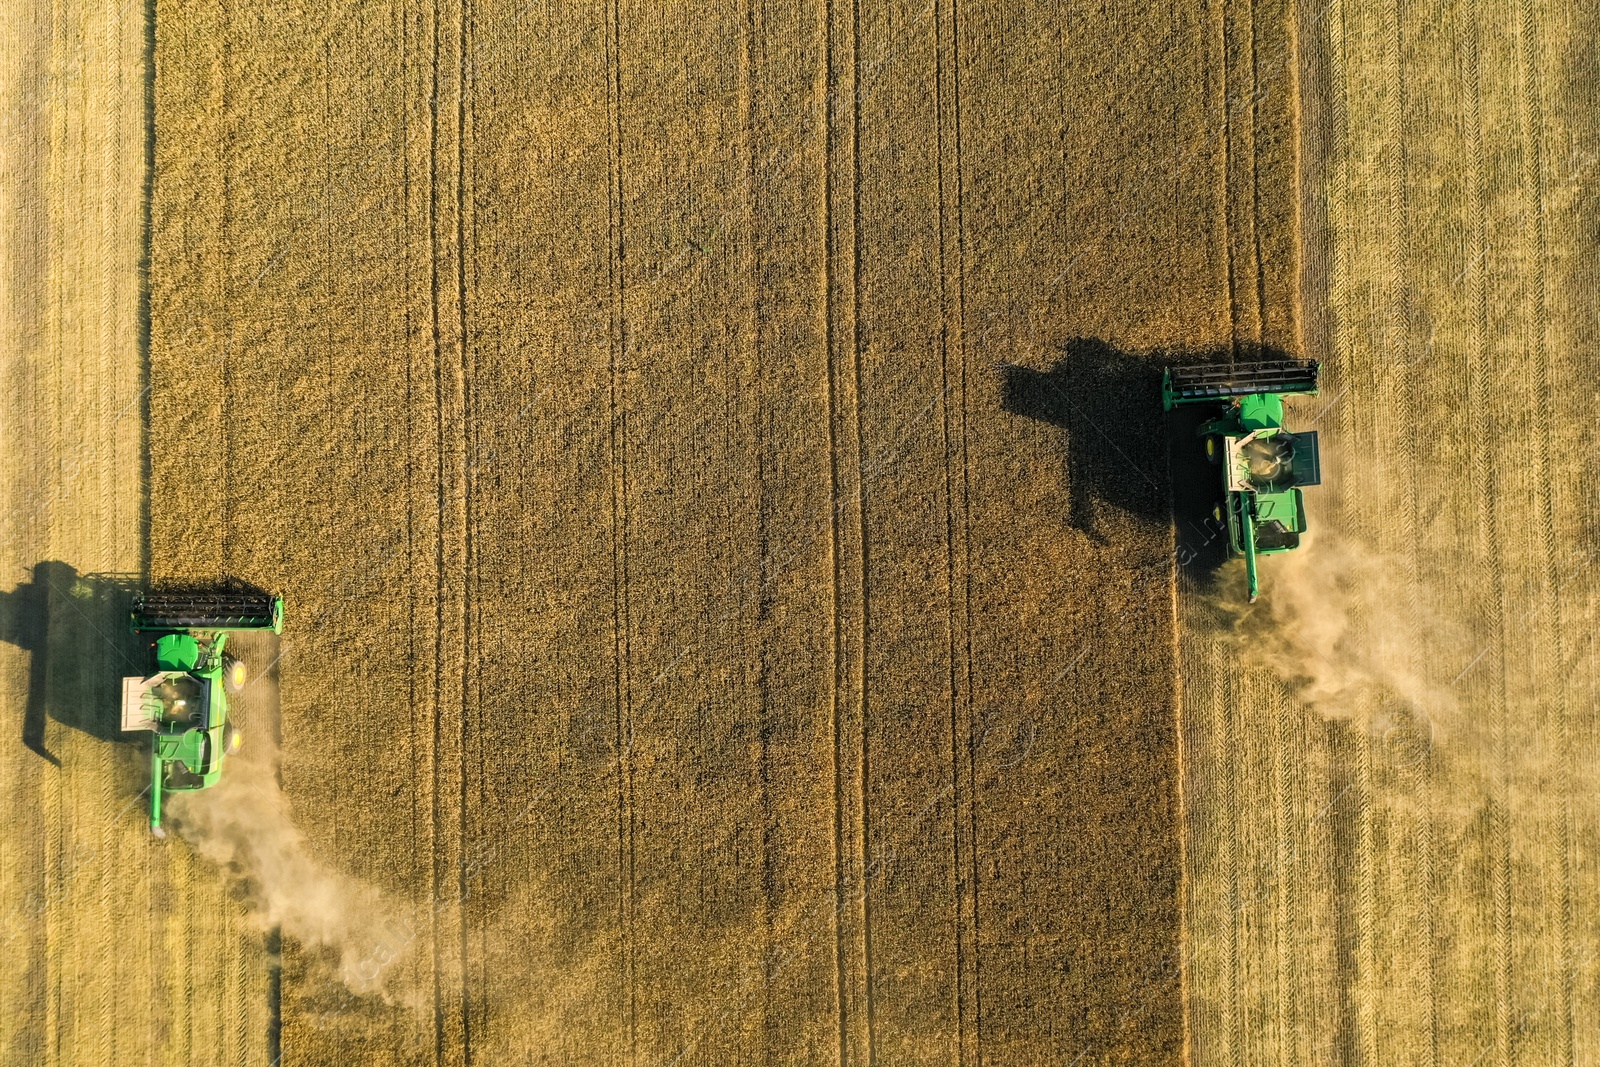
[1163,359,1322,601]
[121,592,284,834]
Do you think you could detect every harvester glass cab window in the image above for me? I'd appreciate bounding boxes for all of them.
[152,674,206,724]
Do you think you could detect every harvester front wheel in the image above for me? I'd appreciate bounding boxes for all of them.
[1205,436,1222,465]
[223,657,248,694]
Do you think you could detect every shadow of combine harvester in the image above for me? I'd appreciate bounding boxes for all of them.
[1000,338,1169,544]
[0,562,145,765]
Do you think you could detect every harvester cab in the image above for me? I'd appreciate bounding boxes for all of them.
[121,592,284,835]
[1163,359,1322,601]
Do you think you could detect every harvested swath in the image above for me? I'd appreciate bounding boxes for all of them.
[1178,2,1600,1064]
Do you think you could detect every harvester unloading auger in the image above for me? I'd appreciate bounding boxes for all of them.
[1163,359,1322,601]
[121,592,284,835]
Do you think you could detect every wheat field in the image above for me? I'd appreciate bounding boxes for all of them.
[2,0,1594,1063]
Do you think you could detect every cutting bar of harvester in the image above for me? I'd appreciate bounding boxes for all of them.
[1162,359,1320,408]
[131,592,284,633]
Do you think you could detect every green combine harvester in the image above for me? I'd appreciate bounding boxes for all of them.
[1163,359,1322,601]
[121,592,284,835]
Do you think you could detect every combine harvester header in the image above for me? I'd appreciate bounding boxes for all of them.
[1164,359,1322,602]
[122,591,284,834]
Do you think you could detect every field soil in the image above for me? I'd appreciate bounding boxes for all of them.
[140,0,1292,1064]
[1178,1,1600,1064]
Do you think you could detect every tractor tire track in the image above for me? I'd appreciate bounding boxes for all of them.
[403,0,441,1050]
[832,0,857,1062]
[427,1,450,1054]
[934,0,977,1058]
[455,0,476,1054]
[424,1,445,1053]
[427,0,473,1056]
[1217,0,1244,356]
[822,0,870,1058]
[1459,10,1515,1064]
[951,12,980,1059]
[601,0,636,1057]
[1511,5,1576,1061]
[846,0,873,1058]
[1245,0,1269,344]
